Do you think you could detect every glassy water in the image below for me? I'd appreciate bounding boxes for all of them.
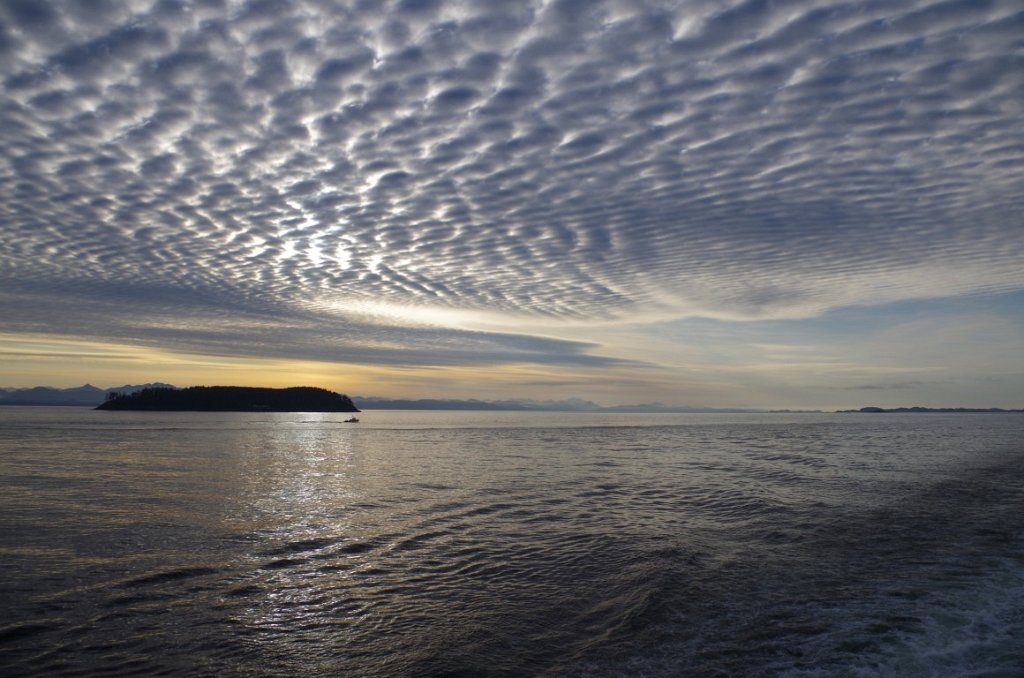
[1,408,1022,676]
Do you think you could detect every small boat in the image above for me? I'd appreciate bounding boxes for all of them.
[343,417,360,423]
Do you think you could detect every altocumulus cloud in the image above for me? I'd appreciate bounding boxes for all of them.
[1,0,1022,367]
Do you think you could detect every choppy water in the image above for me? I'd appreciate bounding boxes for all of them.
[1,408,1022,676]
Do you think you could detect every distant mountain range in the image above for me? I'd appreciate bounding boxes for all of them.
[6,387,1011,413]
[838,406,1024,413]
[0,387,760,412]
[352,396,761,413]
[0,383,175,406]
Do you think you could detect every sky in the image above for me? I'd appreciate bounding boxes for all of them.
[1,0,1022,409]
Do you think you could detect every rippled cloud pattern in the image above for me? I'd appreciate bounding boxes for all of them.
[2,0,1022,367]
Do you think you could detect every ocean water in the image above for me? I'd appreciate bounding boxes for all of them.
[1,407,1022,677]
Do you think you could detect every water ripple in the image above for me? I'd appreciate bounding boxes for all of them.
[2,412,1023,676]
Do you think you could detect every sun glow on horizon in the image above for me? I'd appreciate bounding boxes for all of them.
[0,334,384,394]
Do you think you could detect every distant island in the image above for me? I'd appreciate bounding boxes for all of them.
[0,383,174,406]
[838,406,1023,413]
[97,386,359,412]
[4,384,1019,414]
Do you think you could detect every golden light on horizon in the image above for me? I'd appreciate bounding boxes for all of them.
[0,333,384,394]
[0,333,612,402]
[0,332,681,407]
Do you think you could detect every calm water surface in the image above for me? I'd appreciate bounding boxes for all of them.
[1,408,1022,676]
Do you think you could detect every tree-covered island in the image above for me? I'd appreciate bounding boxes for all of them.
[97,386,359,412]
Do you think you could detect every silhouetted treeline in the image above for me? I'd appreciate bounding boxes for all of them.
[97,386,359,412]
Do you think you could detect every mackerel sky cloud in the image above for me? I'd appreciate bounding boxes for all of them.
[1,0,1022,406]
